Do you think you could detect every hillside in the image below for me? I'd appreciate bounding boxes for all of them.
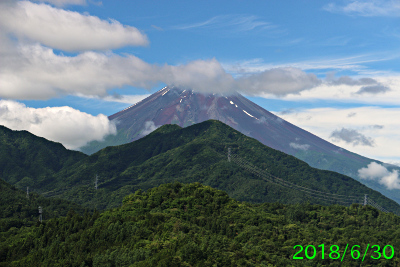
[0,179,89,232]
[1,182,399,266]
[34,120,400,214]
[0,125,86,191]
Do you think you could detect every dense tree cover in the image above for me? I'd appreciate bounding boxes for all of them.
[36,120,400,213]
[1,121,399,214]
[1,182,399,266]
[0,179,89,233]
[0,125,86,190]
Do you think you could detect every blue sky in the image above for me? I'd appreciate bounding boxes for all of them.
[0,0,399,166]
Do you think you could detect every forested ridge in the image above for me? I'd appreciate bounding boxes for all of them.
[0,125,86,190]
[12,120,398,213]
[0,179,89,233]
[1,182,399,266]
[1,121,400,266]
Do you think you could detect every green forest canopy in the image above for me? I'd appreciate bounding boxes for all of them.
[1,182,399,266]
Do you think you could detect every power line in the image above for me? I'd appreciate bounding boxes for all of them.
[227,149,399,215]
[230,152,361,203]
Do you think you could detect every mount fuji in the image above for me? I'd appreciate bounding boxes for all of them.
[81,86,400,204]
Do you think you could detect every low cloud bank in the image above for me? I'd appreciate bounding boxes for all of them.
[0,44,320,100]
[0,100,116,149]
[358,162,400,190]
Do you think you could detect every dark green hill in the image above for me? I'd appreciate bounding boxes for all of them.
[0,179,89,232]
[34,120,400,214]
[0,125,86,190]
[1,182,399,266]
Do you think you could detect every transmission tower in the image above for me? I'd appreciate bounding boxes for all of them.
[228,148,231,162]
[38,206,43,222]
[26,186,29,199]
[364,194,368,206]
[95,174,98,190]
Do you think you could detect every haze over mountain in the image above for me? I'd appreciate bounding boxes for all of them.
[81,87,400,204]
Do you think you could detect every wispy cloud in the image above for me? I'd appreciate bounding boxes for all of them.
[224,53,397,76]
[173,14,277,33]
[33,0,87,7]
[324,0,400,17]
[102,94,150,104]
[151,25,164,31]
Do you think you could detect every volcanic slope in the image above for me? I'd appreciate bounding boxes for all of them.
[80,87,400,205]
[41,120,400,213]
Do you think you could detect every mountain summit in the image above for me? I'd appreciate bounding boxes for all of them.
[81,86,400,204]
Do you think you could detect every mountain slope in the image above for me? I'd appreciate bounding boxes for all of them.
[0,178,89,232]
[1,182,400,266]
[80,87,400,205]
[40,120,400,213]
[0,125,87,190]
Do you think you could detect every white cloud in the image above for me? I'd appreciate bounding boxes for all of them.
[289,142,310,151]
[163,58,236,94]
[140,121,159,137]
[0,43,324,100]
[0,100,116,149]
[275,107,400,164]
[102,94,150,104]
[0,44,159,99]
[1,2,396,103]
[0,1,148,51]
[255,116,268,124]
[325,0,400,17]
[237,67,321,96]
[358,162,400,190]
[164,63,321,96]
[33,0,86,7]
